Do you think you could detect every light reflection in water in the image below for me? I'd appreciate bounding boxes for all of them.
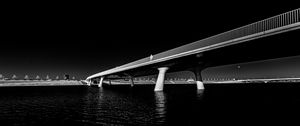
[0,84,297,125]
[154,91,167,123]
[196,89,205,100]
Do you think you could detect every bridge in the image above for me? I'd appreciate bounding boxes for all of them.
[86,8,300,91]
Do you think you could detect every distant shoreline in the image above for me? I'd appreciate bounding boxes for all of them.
[2,78,300,87]
[0,80,84,87]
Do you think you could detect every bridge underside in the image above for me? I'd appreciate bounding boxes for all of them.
[102,29,300,79]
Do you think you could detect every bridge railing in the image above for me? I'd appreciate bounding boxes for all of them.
[151,8,300,61]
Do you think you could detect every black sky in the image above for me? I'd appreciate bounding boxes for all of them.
[0,3,299,79]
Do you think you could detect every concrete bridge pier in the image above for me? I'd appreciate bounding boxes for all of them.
[154,67,169,91]
[130,77,134,87]
[87,79,91,86]
[194,67,204,90]
[108,79,112,85]
[98,77,104,87]
[196,80,204,90]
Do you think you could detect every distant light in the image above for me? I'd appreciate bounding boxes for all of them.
[237,66,241,69]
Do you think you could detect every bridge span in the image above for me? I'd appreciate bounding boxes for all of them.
[86,8,300,91]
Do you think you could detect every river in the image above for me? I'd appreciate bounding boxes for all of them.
[0,84,299,125]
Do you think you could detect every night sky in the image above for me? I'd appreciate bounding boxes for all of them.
[202,55,300,80]
[0,4,299,80]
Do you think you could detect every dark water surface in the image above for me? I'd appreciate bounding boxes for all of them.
[1,84,300,125]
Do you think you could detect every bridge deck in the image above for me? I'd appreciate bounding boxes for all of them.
[87,8,300,80]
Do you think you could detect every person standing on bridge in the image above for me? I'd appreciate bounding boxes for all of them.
[150,54,153,61]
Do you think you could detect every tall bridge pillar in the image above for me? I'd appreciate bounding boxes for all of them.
[87,79,91,86]
[108,79,112,85]
[194,67,204,90]
[98,77,104,87]
[154,67,169,91]
[130,77,134,87]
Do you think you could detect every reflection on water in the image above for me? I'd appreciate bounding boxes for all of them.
[1,84,300,125]
[196,89,205,100]
[154,91,166,123]
[80,87,165,125]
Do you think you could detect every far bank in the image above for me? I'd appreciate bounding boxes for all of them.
[0,80,84,87]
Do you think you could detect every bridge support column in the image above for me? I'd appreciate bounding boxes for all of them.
[87,79,91,86]
[130,77,134,87]
[194,67,204,90]
[98,77,104,87]
[108,79,112,85]
[196,81,204,90]
[154,67,169,91]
